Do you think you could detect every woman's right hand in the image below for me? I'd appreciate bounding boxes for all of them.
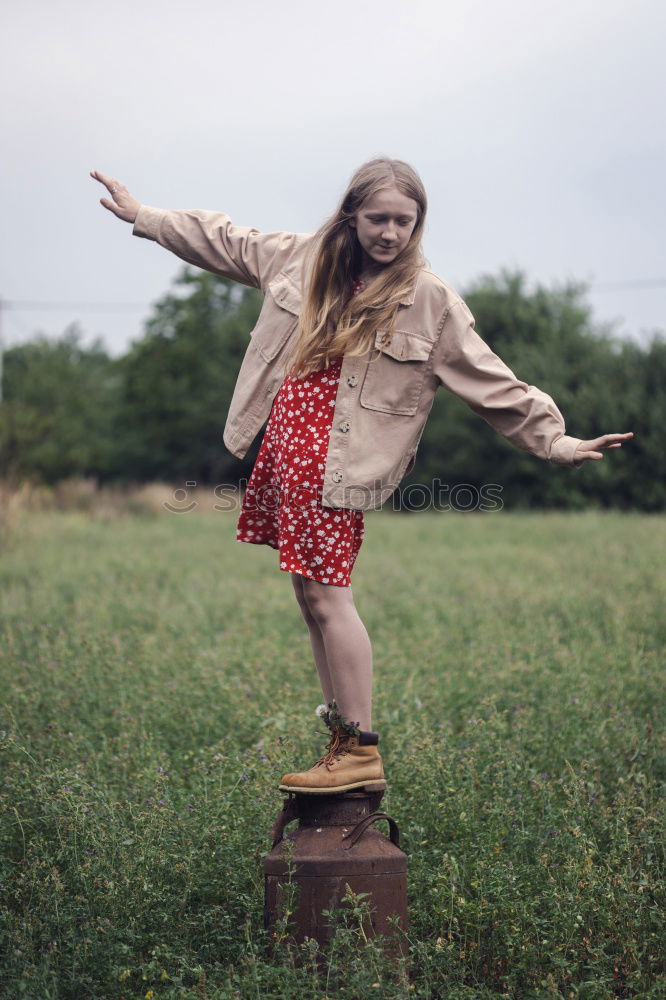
[90,169,141,224]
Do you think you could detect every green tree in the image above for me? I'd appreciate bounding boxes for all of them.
[0,325,120,483]
[113,267,263,484]
[399,270,662,511]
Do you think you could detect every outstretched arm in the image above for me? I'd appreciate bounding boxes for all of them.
[90,169,308,291]
[432,299,634,468]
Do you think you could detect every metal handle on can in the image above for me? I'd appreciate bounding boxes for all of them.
[270,797,299,848]
[341,811,401,850]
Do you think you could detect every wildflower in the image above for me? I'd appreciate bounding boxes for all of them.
[320,700,361,738]
[315,705,327,718]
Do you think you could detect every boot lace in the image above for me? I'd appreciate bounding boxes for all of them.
[313,729,351,769]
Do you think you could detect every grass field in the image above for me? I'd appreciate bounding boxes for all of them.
[1,502,664,999]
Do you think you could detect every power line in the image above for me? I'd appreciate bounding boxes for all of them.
[590,278,666,291]
[3,278,666,312]
[5,300,150,311]
[2,277,663,401]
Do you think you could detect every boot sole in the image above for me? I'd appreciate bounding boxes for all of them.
[278,778,387,795]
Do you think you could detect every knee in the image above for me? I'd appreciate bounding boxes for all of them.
[302,580,349,627]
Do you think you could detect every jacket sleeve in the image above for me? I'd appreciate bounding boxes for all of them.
[431,299,584,468]
[131,205,307,292]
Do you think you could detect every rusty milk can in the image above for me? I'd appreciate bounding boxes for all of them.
[264,789,408,955]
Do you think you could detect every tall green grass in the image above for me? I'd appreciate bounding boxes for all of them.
[1,507,664,998]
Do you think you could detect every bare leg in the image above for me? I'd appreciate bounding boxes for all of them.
[291,573,335,705]
[300,577,373,732]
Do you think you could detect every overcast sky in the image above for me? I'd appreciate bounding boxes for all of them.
[2,0,664,356]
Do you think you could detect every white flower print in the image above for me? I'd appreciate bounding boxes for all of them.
[236,356,364,588]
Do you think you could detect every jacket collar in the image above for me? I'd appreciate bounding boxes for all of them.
[398,283,417,307]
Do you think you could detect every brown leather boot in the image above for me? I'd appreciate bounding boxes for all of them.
[279,727,387,795]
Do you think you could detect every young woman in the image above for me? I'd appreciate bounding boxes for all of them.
[90,160,632,795]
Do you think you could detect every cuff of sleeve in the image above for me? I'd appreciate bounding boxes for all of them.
[549,434,585,468]
[132,204,164,240]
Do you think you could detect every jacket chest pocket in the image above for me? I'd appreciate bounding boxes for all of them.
[360,329,434,415]
[251,273,301,363]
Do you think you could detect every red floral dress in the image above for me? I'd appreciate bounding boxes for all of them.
[235,280,366,587]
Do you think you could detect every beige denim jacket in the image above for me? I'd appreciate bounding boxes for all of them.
[132,206,584,510]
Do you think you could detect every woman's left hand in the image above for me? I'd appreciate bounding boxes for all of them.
[573,432,634,464]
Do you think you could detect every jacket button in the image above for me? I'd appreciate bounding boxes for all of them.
[347,375,358,387]
[339,421,350,433]
[332,471,343,483]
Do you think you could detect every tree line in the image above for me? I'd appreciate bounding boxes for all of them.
[1,267,663,510]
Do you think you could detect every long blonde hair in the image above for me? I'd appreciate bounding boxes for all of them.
[286,158,427,378]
